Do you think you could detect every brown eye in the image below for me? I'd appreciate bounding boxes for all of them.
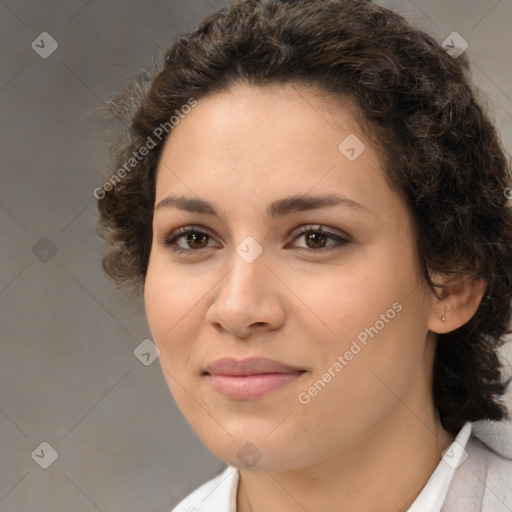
[184,232,210,249]
[163,226,215,252]
[304,231,330,249]
[291,225,351,252]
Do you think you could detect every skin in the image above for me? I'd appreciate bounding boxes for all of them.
[144,82,486,512]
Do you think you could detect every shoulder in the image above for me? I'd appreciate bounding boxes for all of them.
[170,466,239,512]
[442,427,512,512]
[470,435,512,511]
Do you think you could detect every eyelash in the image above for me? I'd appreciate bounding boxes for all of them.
[161,224,351,255]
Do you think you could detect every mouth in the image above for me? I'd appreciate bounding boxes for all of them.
[203,357,306,400]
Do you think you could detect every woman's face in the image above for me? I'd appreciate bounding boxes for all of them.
[144,83,438,471]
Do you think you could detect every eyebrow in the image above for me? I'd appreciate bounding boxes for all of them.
[155,193,369,220]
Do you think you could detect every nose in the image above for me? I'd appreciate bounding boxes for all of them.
[205,244,286,339]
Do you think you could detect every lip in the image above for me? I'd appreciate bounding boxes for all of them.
[204,357,306,400]
[205,357,304,376]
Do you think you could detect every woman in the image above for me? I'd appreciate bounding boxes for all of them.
[96,0,512,510]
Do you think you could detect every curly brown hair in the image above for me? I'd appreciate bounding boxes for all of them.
[96,0,512,435]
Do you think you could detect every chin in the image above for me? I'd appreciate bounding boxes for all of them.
[193,424,309,472]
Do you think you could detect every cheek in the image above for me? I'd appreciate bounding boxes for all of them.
[144,268,199,402]
[307,261,399,346]
[143,259,218,401]
[144,258,202,340]
[311,246,427,376]
[144,265,193,384]
[144,267,173,342]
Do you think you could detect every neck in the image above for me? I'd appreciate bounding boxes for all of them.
[236,407,454,512]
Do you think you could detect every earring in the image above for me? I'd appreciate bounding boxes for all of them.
[441,316,446,322]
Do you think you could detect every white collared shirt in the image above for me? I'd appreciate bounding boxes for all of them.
[407,421,472,511]
[171,422,472,512]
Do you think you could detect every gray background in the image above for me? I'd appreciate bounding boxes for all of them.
[1,1,511,511]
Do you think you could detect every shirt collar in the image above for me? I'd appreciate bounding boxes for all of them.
[406,421,472,512]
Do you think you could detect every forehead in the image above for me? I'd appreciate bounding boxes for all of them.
[163,82,361,143]
[153,83,397,220]
[156,83,377,177]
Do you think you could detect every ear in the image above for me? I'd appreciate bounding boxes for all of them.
[428,273,487,334]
